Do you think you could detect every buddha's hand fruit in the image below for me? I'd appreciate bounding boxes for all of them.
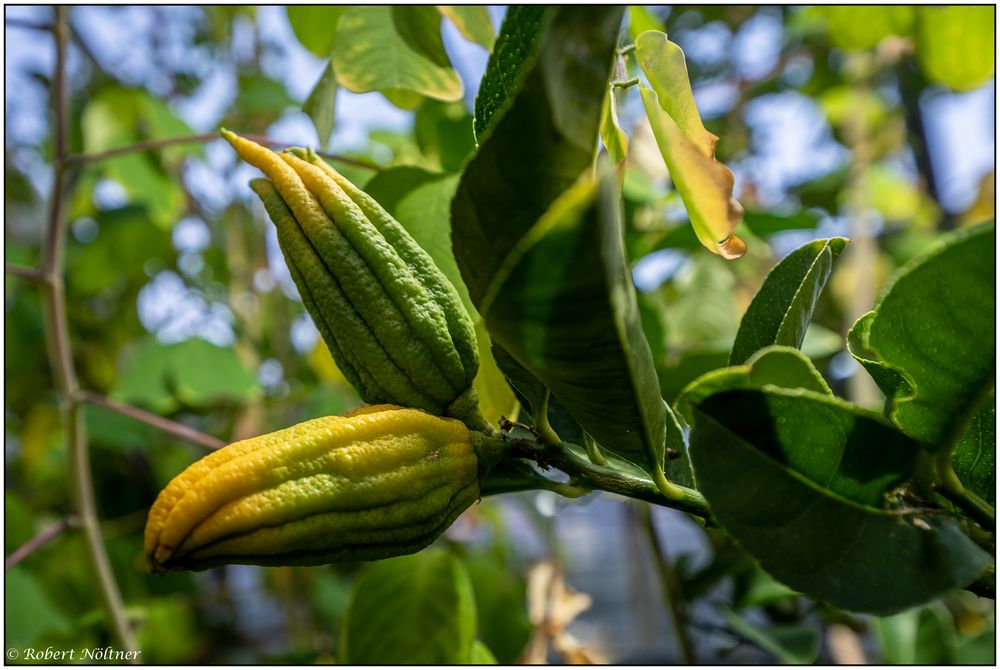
[144,406,484,574]
[221,129,483,429]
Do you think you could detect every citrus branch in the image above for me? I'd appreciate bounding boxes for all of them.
[4,517,76,570]
[39,7,138,657]
[5,263,50,283]
[79,391,227,451]
[65,132,382,171]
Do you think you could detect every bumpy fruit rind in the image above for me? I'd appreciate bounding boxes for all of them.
[144,406,479,573]
[222,129,484,430]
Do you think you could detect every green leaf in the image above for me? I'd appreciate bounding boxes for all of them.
[114,337,177,413]
[733,565,801,609]
[464,553,531,664]
[80,86,194,228]
[847,311,911,400]
[170,338,259,407]
[635,32,745,258]
[303,59,337,147]
[340,549,477,664]
[600,87,629,165]
[874,602,958,664]
[472,6,550,142]
[470,640,498,664]
[731,238,848,364]
[414,100,476,173]
[916,6,995,92]
[958,627,996,664]
[84,403,156,452]
[689,388,992,613]
[627,6,665,40]
[437,6,495,51]
[67,205,174,295]
[136,596,198,664]
[331,6,463,102]
[857,223,995,449]
[5,492,35,556]
[676,346,832,425]
[479,173,674,490]
[453,6,624,308]
[489,343,549,419]
[742,209,823,236]
[951,403,995,506]
[722,608,821,665]
[287,6,345,56]
[114,336,259,412]
[6,566,71,647]
[700,388,914,507]
[231,73,294,121]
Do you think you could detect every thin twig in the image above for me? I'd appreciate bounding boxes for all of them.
[42,7,138,657]
[5,263,51,283]
[5,17,53,31]
[4,517,76,570]
[65,132,383,171]
[81,391,226,451]
[638,503,697,664]
[65,132,218,165]
[611,77,641,89]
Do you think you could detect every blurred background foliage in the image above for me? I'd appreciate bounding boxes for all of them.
[4,5,995,664]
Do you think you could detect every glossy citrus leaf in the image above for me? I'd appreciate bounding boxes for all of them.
[341,550,477,663]
[471,6,550,142]
[454,6,624,307]
[480,173,676,492]
[858,222,994,449]
[287,6,345,56]
[951,403,995,506]
[689,388,992,613]
[730,237,848,364]
[303,59,337,147]
[676,345,832,425]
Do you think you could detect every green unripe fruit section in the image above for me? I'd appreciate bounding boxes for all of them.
[224,130,483,427]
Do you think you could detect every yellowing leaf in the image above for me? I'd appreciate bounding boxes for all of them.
[639,86,745,258]
[636,31,717,155]
[635,31,745,258]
